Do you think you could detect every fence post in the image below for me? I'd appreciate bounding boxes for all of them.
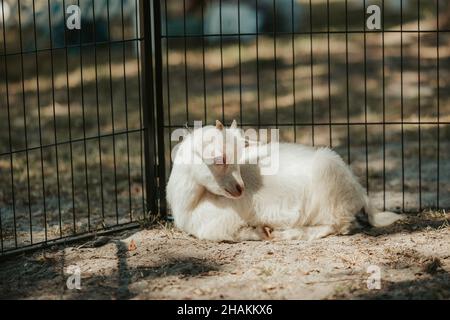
[153,0,167,216]
[140,0,166,217]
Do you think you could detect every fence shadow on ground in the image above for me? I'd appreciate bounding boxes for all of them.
[356,270,450,299]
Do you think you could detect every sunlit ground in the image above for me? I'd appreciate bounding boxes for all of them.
[0,1,449,251]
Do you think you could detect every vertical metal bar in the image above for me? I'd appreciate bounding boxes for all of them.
[238,0,243,126]
[219,0,225,123]
[382,0,386,211]
[400,0,405,211]
[345,0,350,164]
[291,0,297,142]
[121,0,133,221]
[183,0,189,124]
[363,0,369,193]
[32,0,48,241]
[140,0,157,216]
[153,0,167,215]
[273,0,278,129]
[62,0,76,234]
[107,0,119,223]
[256,0,261,129]
[47,0,64,237]
[309,0,314,145]
[92,0,105,224]
[18,0,34,243]
[327,0,332,147]
[76,0,91,230]
[202,0,208,124]
[135,0,146,217]
[417,0,422,211]
[164,0,173,172]
[436,0,440,209]
[1,0,17,248]
[0,7,4,250]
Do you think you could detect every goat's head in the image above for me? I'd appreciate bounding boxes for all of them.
[190,120,247,199]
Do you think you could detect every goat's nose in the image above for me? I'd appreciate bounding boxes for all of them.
[236,184,244,195]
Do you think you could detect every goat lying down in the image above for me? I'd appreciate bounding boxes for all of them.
[167,121,403,241]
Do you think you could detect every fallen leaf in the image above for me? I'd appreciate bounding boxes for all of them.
[128,239,137,251]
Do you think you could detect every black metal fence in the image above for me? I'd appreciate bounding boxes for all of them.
[0,0,163,255]
[1,0,449,255]
[159,0,449,212]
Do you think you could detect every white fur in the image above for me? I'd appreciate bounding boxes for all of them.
[167,124,403,241]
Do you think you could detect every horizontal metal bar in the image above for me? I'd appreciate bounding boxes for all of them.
[163,121,450,128]
[0,37,144,58]
[0,128,144,158]
[161,29,450,39]
[0,221,142,259]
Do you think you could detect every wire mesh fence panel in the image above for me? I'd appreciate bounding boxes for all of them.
[159,0,450,214]
[0,0,159,255]
[1,0,450,255]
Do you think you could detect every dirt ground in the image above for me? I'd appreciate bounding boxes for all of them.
[1,2,450,248]
[0,210,449,300]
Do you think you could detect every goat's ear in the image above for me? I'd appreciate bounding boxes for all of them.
[230,120,238,129]
[215,120,224,130]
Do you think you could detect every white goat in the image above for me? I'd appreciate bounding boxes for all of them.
[167,121,403,241]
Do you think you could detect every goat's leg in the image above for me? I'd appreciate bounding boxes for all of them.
[232,226,272,241]
[271,225,335,241]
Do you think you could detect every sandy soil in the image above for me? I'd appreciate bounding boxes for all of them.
[0,211,449,300]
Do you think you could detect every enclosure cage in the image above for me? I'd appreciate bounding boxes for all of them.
[0,0,449,256]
